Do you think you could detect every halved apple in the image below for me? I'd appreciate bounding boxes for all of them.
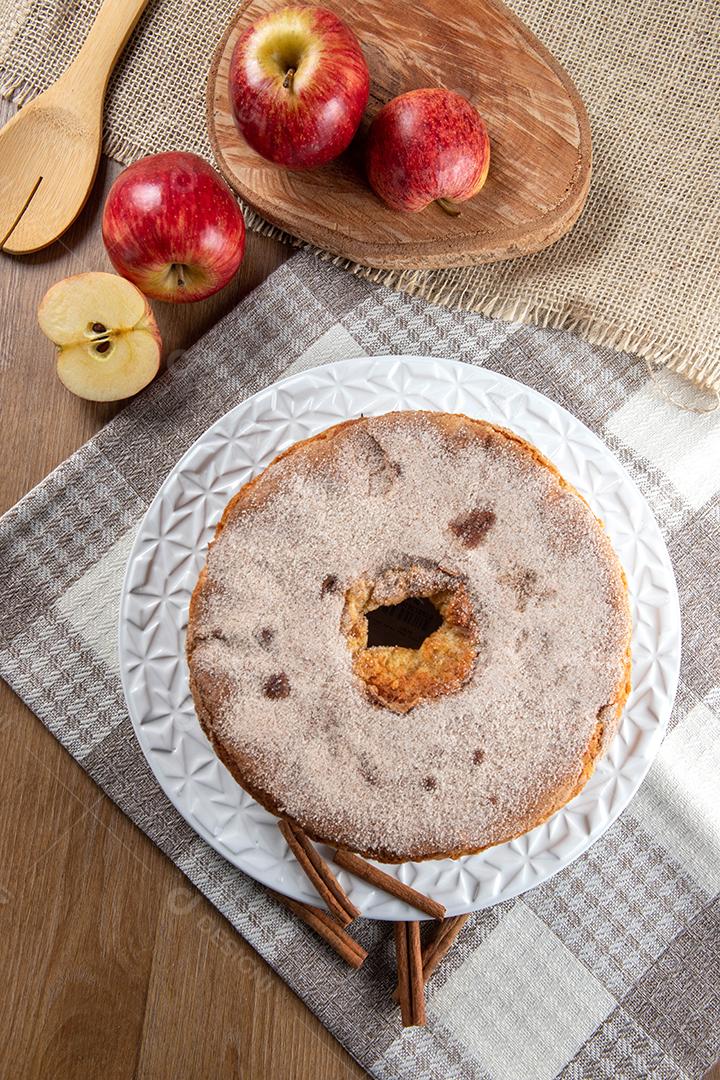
[38,272,162,401]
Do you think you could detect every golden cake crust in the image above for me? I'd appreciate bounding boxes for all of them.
[187,412,632,863]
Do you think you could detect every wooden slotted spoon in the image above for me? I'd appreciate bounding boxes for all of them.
[0,0,149,254]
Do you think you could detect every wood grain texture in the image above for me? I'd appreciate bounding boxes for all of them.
[208,0,591,270]
[0,98,362,1080]
[0,0,150,254]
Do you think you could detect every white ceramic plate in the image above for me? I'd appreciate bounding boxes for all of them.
[119,356,681,920]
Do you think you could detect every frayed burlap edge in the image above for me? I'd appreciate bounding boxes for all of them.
[2,75,717,405]
[237,215,720,405]
[0,71,37,105]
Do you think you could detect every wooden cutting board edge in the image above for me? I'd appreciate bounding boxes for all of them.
[206,1,592,271]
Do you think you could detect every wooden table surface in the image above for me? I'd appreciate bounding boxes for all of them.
[0,96,365,1080]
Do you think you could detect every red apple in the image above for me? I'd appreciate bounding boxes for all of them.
[229,5,369,169]
[366,89,491,213]
[102,152,246,302]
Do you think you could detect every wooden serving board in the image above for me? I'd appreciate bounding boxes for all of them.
[207,0,591,270]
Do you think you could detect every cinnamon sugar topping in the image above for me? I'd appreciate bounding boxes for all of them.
[449,508,496,548]
[321,574,339,597]
[263,672,290,699]
[188,412,631,861]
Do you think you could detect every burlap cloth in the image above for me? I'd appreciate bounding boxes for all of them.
[0,0,718,394]
[1,253,719,1078]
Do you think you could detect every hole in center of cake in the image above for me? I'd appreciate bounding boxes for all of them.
[365,596,443,649]
[341,563,481,714]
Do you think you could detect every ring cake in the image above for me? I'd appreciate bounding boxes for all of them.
[187,411,632,862]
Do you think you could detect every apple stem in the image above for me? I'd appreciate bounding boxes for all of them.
[436,198,462,217]
[283,67,295,92]
[172,263,187,291]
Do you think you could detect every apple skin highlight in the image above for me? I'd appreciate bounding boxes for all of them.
[366,89,491,213]
[230,5,369,169]
[102,152,246,303]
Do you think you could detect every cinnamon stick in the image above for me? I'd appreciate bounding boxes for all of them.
[407,920,426,1026]
[422,913,470,983]
[269,890,367,969]
[288,820,361,920]
[278,819,359,925]
[392,913,471,1000]
[394,921,426,1027]
[333,849,446,921]
[394,922,412,1026]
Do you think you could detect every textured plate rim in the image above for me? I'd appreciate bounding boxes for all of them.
[118,356,681,920]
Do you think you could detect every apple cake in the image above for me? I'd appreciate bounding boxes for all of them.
[187,411,632,862]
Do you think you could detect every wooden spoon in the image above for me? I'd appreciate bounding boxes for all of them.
[0,0,149,254]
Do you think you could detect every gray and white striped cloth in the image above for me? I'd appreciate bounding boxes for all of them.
[1,253,718,1080]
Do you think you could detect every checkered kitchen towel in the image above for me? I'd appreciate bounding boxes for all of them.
[1,252,718,1080]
